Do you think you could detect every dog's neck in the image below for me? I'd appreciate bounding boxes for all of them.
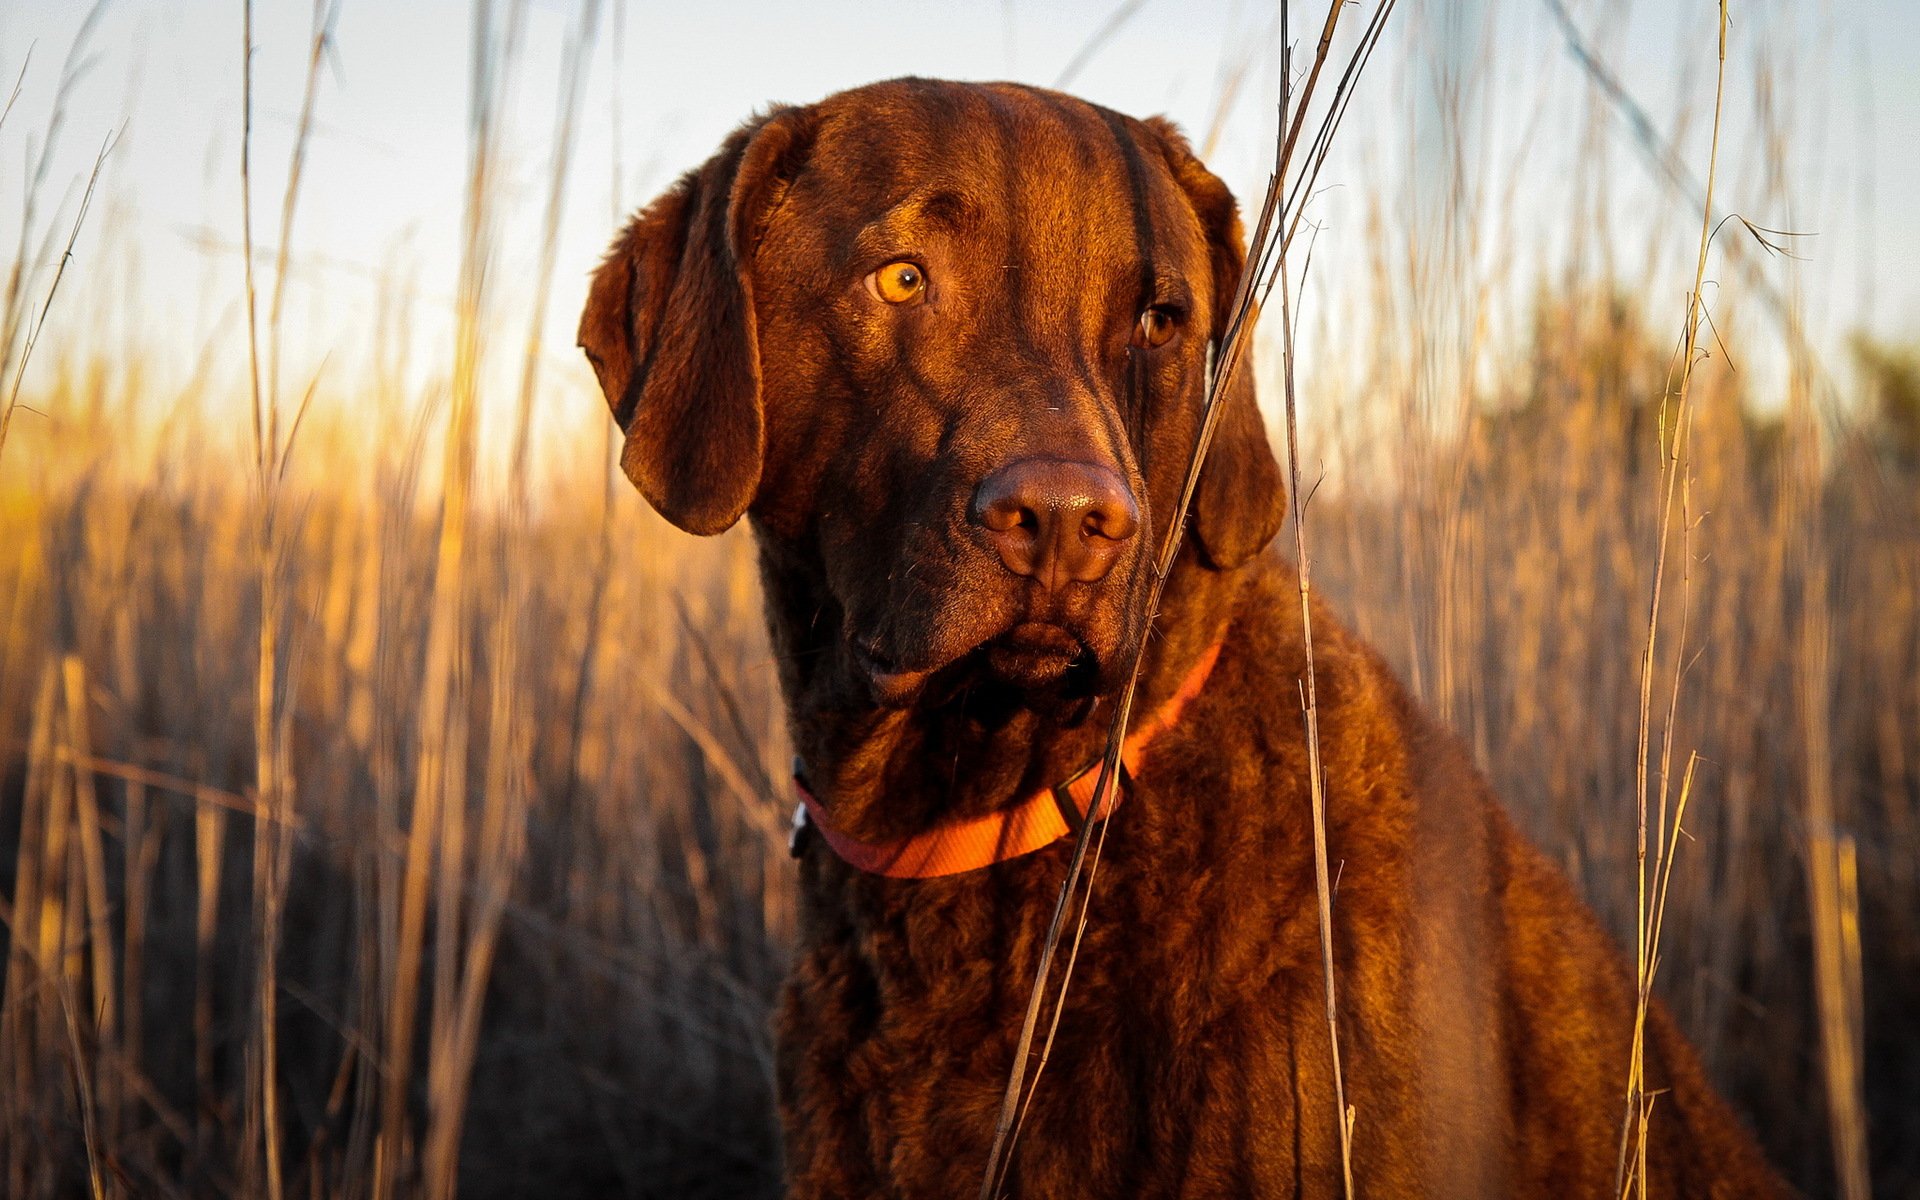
[752,529,1243,843]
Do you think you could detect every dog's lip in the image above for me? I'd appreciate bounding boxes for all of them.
[852,641,934,707]
[853,620,1097,708]
[991,620,1082,661]
[984,621,1087,689]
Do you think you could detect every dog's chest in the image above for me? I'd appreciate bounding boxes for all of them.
[776,813,1365,1198]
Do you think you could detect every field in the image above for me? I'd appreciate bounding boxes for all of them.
[2,1,1917,1197]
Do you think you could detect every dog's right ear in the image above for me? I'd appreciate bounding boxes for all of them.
[579,107,813,536]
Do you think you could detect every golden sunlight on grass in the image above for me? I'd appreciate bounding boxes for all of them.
[2,1,1915,1197]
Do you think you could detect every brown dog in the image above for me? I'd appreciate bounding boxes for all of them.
[580,78,1789,1199]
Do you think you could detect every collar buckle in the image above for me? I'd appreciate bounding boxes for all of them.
[790,756,814,858]
[789,800,811,857]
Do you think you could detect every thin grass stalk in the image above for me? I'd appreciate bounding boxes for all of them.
[118,774,153,1146]
[1,663,60,1194]
[1803,637,1869,1200]
[264,0,341,450]
[1645,754,1700,1011]
[608,0,626,222]
[1614,3,1726,1190]
[456,15,612,1064]
[1619,424,1703,1200]
[1649,457,1696,965]
[0,52,28,132]
[978,7,1394,1192]
[1052,0,1149,90]
[239,0,266,488]
[1277,191,1353,1198]
[1800,367,1871,1200]
[509,0,601,491]
[55,976,106,1200]
[1837,834,1866,1135]
[0,133,111,472]
[1774,54,1871,1194]
[361,376,426,1190]
[14,685,81,1190]
[421,604,529,1200]
[0,2,107,396]
[1198,18,1264,161]
[978,172,1281,1200]
[1545,0,1825,380]
[425,617,470,1167]
[238,2,278,1180]
[672,598,782,803]
[1276,0,1395,261]
[238,0,330,1190]
[378,3,513,1192]
[427,4,530,1188]
[60,656,117,1133]
[191,800,225,1164]
[38,683,77,1075]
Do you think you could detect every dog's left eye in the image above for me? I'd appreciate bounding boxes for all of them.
[868,261,928,305]
[1132,307,1180,348]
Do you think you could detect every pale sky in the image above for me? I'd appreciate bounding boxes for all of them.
[4,0,1916,452]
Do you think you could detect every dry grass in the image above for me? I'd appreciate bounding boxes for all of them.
[1,2,1916,1198]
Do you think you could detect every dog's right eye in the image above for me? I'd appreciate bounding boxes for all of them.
[868,261,928,305]
[1132,306,1180,348]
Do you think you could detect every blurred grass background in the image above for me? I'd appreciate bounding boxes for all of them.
[1,0,1917,1196]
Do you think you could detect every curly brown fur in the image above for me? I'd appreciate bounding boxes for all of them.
[579,77,1790,1198]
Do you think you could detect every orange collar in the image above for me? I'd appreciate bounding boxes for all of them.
[791,640,1223,879]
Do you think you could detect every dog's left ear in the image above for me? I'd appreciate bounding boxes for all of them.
[1144,116,1287,571]
[578,106,813,535]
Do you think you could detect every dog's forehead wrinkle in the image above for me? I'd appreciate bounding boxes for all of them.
[817,93,1155,292]
[850,184,993,255]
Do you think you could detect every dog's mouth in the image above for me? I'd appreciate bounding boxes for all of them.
[853,620,1102,711]
[983,621,1087,690]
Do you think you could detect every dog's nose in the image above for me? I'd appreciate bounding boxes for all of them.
[971,458,1139,589]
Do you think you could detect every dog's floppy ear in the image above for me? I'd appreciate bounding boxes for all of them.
[1144,116,1287,570]
[579,107,812,535]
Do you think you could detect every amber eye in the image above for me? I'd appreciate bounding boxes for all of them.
[869,260,927,304]
[1132,307,1178,348]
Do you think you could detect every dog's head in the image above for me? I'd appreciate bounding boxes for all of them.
[581,79,1283,710]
